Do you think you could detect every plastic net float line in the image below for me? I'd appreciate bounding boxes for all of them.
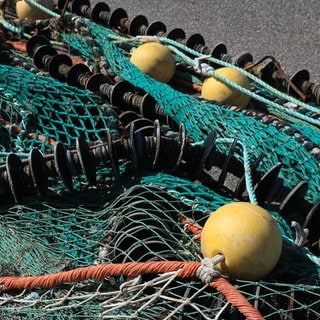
[0,1,320,319]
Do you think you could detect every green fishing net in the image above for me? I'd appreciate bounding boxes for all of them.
[0,3,320,319]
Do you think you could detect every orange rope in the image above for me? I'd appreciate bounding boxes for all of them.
[0,260,264,320]
[211,278,264,320]
[171,75,202,92]
[0,261,197,290]
[178,216,202,240]
[6,40,27,53]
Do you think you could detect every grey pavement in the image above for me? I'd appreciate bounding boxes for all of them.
[92,0,320,82]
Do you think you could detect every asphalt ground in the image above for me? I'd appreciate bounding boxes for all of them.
[92,0,320,82]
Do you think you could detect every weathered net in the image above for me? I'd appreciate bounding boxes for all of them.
[0,1,320,319]
[1,181,320,319]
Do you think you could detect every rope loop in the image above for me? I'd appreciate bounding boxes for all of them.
[196,255,224,284]
[193,54,214,76]
[291,221,309,247]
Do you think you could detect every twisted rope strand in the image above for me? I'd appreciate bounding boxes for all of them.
[211,278,264,320]
[0,260,264,320]
[0,261,197,290]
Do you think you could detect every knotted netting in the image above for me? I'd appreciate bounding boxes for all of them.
[0,1,320,319]
[75,20,320,203]
[0,64,120,153]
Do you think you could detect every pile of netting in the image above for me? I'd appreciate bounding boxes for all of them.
[0,0,320,319]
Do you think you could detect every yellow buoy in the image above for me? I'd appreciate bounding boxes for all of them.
[16,0,54,20]
[201,202,282,280]
[130,42,176,83]
[201,67,251,108]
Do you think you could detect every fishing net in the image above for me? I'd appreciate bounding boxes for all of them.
[0,1,320,319]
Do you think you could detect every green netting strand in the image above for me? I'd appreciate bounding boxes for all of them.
[0,64,120,152]
[0,180,319,319]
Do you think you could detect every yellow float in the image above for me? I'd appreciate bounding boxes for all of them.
[16,0,54,20]
[130,42,176,83]
[201,201,282,280]
[201,67,251,108]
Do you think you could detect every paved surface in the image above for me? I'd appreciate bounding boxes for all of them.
[92,0,320,82]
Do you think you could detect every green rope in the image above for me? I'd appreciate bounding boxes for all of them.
[282,236,320,269]
[156,35,320,116]
[25,0,59,18]
[109,33,320,127]
[215,138,258,205]
[0,16,27,37]
[163,41,320,128]
[75,20,320,202]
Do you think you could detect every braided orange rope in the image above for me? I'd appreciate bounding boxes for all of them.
[178,217,262,315]
[0,260,264,319]
[0,28,262,320]
[178,216,202,240]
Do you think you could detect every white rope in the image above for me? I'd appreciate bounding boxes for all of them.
[196,255,224,284]
[193,55,214,76]
[291,221,309,247]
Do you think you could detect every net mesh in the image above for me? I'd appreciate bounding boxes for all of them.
[0,64,120,153]
[0,2,320,319]
[77,21,320,203]
[1,181,320,319]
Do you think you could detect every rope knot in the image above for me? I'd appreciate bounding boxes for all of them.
[196,255,224,284]
[193,55,214,76]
